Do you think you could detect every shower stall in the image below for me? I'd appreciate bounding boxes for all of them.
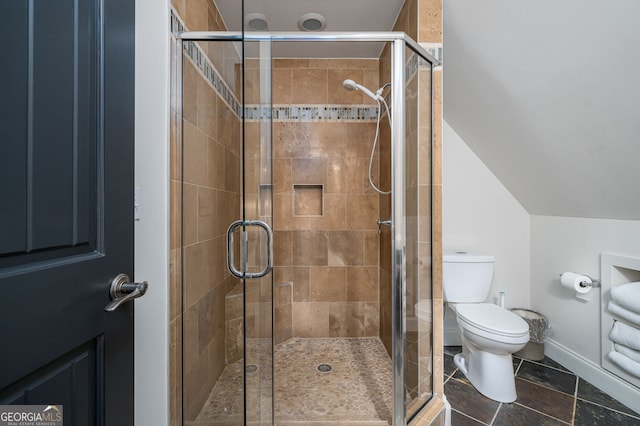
[172,12,437,424]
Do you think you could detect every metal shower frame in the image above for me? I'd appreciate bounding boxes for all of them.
[174,30,439,425]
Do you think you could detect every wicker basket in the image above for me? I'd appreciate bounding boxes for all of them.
[511,308,551,361]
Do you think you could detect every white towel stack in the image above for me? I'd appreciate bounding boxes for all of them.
[608,301,640,328]
[608,322,640,378]
[609,321,640,350]
[608,283,640,379]
[611,281,640,313]
[614,343,640,363]
[607,351,640,379]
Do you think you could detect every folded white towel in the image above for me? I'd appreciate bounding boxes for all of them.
[607,351,640,379]
[614,343,640,364]
[608,301,640,328]
[611,281,640,314]
[609,321,640,351]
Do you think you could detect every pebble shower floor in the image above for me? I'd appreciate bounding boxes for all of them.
[194,337,393,425]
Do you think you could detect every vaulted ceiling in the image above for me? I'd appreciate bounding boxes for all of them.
[444,0,640,219]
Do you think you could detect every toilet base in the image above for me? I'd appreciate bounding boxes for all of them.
[453,350,517,403]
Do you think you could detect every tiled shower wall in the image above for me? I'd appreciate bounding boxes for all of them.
[169,2,242,424]
[267,58,383,339]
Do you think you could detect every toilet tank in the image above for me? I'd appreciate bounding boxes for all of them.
[443,253,495,303]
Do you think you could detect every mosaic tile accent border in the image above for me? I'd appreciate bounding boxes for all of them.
[420,42,443,67]
[245,105,380,122]
[170,8,431,122]
[171,9,243,117]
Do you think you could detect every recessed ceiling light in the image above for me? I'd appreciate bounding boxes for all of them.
[245,13,268,31]
[298,13,326,31]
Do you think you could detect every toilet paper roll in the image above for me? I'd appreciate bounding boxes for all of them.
[560,272,593,301]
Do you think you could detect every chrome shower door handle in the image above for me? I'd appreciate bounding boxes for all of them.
[226,219,273,279]
[104,273,148,312]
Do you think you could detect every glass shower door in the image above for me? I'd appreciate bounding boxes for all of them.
[240,38,275,425]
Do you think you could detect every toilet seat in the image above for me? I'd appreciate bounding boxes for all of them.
[455,303,529,343]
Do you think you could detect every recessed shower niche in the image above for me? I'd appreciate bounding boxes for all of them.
[293,184,323,216]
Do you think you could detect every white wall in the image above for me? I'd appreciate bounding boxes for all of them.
[134,0,170,424]
[443,121,531,309]
[531,215,640,411]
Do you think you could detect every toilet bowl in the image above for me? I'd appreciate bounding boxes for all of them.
[443,254,530,403]
[450,303,529,402]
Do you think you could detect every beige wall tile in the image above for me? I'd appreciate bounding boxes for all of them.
[418,0,443,44]
[292,158,327,185]
[182,184,198,246]
[364,302,379,336]
[273,122,311,159]
[170,181,181,251]
[224,149,240,193]
[275,266,311,302]
[292,230,328,265]
[273,158,292,193]
[216,97,240,155]
[309,58,346,69]
[328,231,364,266]
[328,69,363,104]
[329,302,365,337]
[275,303,293,344]
[196,77,217,138]
[170,111,180,182]
[326,158,372,195]
[208,327,226,385]
[182,303,198,373]
[364,231,379,266]
[225,292,243,322]
[183,242,210,307]
[346,194,379,230]
[207,235,226,288]
[207,139,225,190]
[273,193,310,231]
[272,68,292,104]
[309,193,346,230]
[346,266,379,302]
[308,122,347,159]
[215,190,240,237]
[291,69,328,104]
[273,58,309,69]
[225,317,243,363]
[274,231,293,266]
[183,0,208,30]
[310,266,346,302]
[183,120,208,186]
[292,302,329,337]
[170,249,181,322]
[197,187,216,241]
[182,59,197,125]
[345,122,378,158]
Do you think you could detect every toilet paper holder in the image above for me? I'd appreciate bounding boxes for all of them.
[558,273,601,288]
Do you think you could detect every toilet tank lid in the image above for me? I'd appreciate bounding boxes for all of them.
[444,253,495,263]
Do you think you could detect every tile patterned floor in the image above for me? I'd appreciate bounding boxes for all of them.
[444,346,640,425]
[195,337,392,425]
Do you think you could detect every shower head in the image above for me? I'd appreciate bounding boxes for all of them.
[342,79,380,102]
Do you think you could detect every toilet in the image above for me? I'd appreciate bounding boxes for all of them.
[444,253,529,403]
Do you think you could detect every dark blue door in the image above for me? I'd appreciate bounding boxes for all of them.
[0,0,135,424]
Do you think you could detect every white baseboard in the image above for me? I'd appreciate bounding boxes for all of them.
[545,338,640,414]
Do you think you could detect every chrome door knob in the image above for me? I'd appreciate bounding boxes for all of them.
[104,273,148,312]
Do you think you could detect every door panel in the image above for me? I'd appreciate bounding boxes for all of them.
[242,38,274,425]
[0,0,135,424]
